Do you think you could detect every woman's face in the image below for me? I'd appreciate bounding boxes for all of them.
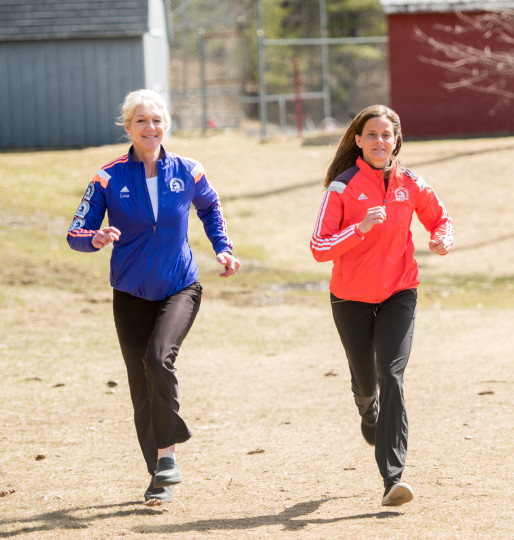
[125,102,165,156]
[355,115,397,169]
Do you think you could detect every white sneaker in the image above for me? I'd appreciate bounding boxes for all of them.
[381,482,414,506]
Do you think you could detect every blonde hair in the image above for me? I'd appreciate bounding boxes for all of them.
[116,89,171,134]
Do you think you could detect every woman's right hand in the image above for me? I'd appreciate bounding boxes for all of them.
[357,206,386,234]
[92,226,121,249]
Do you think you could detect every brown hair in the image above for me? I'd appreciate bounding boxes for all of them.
[323,104,403,189]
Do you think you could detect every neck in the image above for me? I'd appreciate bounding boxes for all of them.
[144,162,158,178]
[360,156,394,174]
[132,146,162,177]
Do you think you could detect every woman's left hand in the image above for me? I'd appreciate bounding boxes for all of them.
[429,238,449,255]
[216,252,241,278]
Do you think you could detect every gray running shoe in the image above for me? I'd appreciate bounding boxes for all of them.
[153,457,182,487]
[381,482,414,506]
[144,478,174,504]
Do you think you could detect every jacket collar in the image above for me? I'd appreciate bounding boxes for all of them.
[357,156,384,181]
[127,145,172,169]
[357,156,399,184]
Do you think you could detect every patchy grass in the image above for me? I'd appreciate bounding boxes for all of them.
[1,133,513,539]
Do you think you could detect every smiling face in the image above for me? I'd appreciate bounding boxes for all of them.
[125,102,166,158]
[355,115,397,169]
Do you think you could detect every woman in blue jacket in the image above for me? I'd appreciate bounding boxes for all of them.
[67,89,240,505]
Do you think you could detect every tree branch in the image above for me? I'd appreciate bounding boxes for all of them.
[413,10,514,102]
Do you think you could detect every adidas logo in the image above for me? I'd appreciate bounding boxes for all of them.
[120,186,130,198]
[358,193,368,200]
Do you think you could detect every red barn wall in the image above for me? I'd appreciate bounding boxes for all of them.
[387,11,514,138]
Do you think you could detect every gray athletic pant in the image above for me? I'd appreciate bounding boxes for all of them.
[113,282,202,476]
[330,288,417,487]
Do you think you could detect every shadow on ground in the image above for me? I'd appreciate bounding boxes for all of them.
[0,502,145,537]
[133,498,402,534]
[0,498,403,537]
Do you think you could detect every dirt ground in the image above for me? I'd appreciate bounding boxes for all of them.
[0,133,513,539]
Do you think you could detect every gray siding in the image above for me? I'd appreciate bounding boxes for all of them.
[0,0,170,148]
[0,38,145,148]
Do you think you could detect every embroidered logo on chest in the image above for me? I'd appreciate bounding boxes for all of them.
[171,178,185,193]
[394,187,409,202]
[120,186,130,199]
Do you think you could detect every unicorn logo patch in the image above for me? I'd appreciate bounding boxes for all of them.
[170,178,185,193]
[394,187,409,202]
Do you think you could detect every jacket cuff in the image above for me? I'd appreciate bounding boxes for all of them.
[354,225,365,238]
[216,247,233,255]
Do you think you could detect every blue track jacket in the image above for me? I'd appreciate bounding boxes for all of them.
[67,146,233,300]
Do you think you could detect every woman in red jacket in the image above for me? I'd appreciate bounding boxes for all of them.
[310,104,453,507]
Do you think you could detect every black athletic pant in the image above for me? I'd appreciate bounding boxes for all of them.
[331,288,417,487]
[113,282,202,476]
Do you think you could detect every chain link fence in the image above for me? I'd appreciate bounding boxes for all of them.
[167,0,248,131]
[168,0,389,136]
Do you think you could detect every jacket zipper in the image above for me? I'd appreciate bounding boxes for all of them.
[140,163,157,299]
[374,172,388,302]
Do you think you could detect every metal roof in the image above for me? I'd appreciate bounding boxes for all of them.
[0,0,150,41]
[380,0,514,13]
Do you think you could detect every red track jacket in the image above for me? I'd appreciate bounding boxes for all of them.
[311,157,454,303]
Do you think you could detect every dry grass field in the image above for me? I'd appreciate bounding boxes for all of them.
[0,131,513,539]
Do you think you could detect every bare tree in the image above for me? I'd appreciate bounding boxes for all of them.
[414,9,514,105]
